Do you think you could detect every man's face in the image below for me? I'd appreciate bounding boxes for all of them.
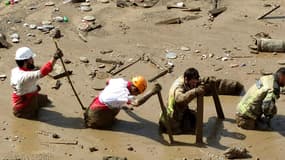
[185,77,199,88]
[26,58,35,70]
[130,85,140,96]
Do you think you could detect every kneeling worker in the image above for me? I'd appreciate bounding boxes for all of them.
[236,67,285,130]
[10,47,63,119]
[84,76,147,129]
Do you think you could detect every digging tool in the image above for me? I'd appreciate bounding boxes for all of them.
[53,39,86,110]
[166,5,188,9]
[211,82,225,119]
[148,67,172,82]
[148,56,165,70]
[110,56,141,75]
[134,83,174,144]
[195,95,204,144]
[257,4,280,20]
[182,7,201,12]
[96,58,124,65]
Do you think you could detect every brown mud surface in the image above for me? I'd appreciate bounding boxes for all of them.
[1,0,285,159]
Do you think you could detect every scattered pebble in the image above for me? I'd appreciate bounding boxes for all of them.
[0,74,7,81]
[79,56,89,63]
[29,24,37,29]
[98,0,109,3]
[166,52,177,59]
[89,147,98,152]
[45,2,55,6]
[98,64,105,68]
[52,133,60,139]
[194,49,200,53]
[272,52,277,55]
[127,146,134,151]
[100,49,113,54]
[83,15,96,22]
[221,57,229,61]
[278,60,285,65]
[180,46,190,51]
[230,64,239,68]
[34,39,42,44]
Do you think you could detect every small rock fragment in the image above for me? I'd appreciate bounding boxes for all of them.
[278,60,285,65]
[79,57,89,63]
[34,39,42,44]
[0,74,7,81]
[89,147,98,152]
[64,59,72,64]
[52,133,60,139]
[98,0,109,3]
[51,80,61,89]
[223,146,249,159]
[100,49,113,54]
[230,64,239,68]
[29,24,37,29]
[83,15,96,22]
[194,49,200,53]
[127,146,134,151]
[50,28,61,39]
[180,46,190,51]
[45,2,55,6]
[221,57,229,61]
[98,64,105,68]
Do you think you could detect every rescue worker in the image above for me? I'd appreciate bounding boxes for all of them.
[10,47,63,119]
[236,67,285,130]
[159,67,244,134]
[84,76,147,129]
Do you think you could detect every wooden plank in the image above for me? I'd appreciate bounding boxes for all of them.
[195,95,204,144]
[211,83,225,119]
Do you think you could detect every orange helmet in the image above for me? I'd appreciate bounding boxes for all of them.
[132,76,147,94]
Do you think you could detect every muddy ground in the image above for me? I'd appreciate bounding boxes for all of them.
[1,0,285,159]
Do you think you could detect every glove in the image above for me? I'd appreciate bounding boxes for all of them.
[53,48,63,60]
[195,85,205,96]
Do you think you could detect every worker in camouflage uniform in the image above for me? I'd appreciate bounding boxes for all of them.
[159,67,244,134]
[236,67,285,130]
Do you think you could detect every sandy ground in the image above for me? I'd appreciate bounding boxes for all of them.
[1,0,285,159]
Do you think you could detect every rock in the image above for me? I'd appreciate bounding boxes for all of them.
[52,133,60,139]
[98,64,105,68]
[51,80,61,89]
[29,24,37,29]
[10,33,19,39]
[50,28,61,39]
[166,52,177,59]
[89,147,98,152]
[0,33,11,48]
[80,2,90,6]
[103,156,128,160]
[264,3,272,7]
[83,15,96,22]
[221,57,229,61]
[14,19,22,23]
[27,33,36,37]
[78,22,92,32]
[223,146,249,159]
[278,60,285,65]
[80,6,92,12]
[45,2,55,6]
[11,38,19,43]
[42,20,52,25]
[180,46,190,51]
[214,67,223,71]
[23,23,29,27]
[208,53,214,58]
[34,39,42,44]
[0,74,7,81]
[64,59,72,64]
[272,52,277,55]
[240,63,246,67]
[100,49,113,54]
[99,0,109,3]
[54,7,60,12]
[79,57,89,63]
[53,16,64,22]
[230,64,239,68]
[250,50,259,54]
[127,146,134,151]
[194,49,200,53]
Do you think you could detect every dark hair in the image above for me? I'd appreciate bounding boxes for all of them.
[15,60,26,68]
[184,68,200,80]
[276,67,285,76]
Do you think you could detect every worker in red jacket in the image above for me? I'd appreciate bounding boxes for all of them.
[10,47,63,119]
[84,76,147,129]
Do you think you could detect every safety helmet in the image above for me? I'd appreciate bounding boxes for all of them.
[15,47,36,60]
[131,76,147,93]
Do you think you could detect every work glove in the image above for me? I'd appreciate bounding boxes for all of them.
[195,85,206,96]
[53,48,63,60]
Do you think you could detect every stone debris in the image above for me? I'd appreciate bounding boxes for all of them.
[166,52,177,59]
[278,60,285,65]
[99,0,110,3]
[89,147,99,152]
[100,49,113,54]
[180,46,190,51]
[103,156,128,160]
[50,28,61,39]
[79,56,89,63]
[45,2,55,6]
[52,133,60,139]
[34,39,43,44]
[0,74,7,81]
[223,146,250,159]
[10,33,20,43]
[51,80,61,89]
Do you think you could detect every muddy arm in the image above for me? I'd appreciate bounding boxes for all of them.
[175,87,197,104]
[132,83,162,106]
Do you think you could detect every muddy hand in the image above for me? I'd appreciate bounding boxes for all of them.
[133,83,162,106]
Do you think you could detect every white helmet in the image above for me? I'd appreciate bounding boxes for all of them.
[15,47,36,60]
